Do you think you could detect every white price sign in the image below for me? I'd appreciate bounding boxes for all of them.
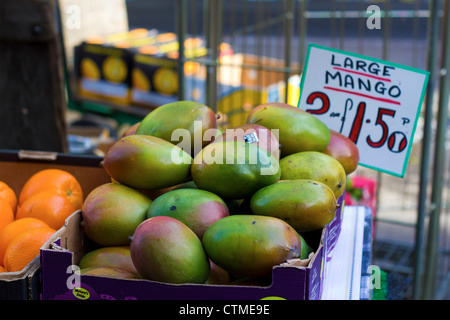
[298,44,429,177]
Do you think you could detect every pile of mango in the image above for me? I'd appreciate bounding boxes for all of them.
[79,100,359,285]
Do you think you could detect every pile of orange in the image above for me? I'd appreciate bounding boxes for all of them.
[0,169,83,273]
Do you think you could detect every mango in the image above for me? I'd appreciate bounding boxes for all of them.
[147,188,229,239]
[102,135,192,190]
[82,183,152,246]
[246,102,330,157]
[299,234,314,259]
[250,179,337,232]
[202,215,302,278]
[80,267,141,279]
[322,129,360,174]
[78,246,138,274]
[191,140,280,200]
[136,100,217,157]
[121,122,140,137]
[279,151,346,198]
[214,124,280,160]
[130,216,210,284]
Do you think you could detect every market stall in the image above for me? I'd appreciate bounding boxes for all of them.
[0,0,449,303]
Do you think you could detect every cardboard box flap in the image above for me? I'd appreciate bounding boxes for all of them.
[43,211,88,265]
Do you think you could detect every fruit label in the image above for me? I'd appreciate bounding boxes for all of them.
[72,287,90,300]
[244,132,259,144]
[298,44,429,177]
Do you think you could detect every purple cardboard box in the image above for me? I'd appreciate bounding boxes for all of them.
[40,195,344,301]
[324,198,345,262]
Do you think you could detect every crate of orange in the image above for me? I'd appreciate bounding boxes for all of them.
[0,150,111,300]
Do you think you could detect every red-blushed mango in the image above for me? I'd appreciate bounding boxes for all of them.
[81,183,152,246]
[214,124,280,161]
[322,129,360,174]
[202,215,302,278]
[78,246,138,274]
[102,135,192,190]
[147,188,229,239]
[191,141,280,200]
[130,216,210,284]
[135,100,217,157]
[121,122,140,137]
[279,151,346,198]
[250,179,337,232]
[246,102,330,157]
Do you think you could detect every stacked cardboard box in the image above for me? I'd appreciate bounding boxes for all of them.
[74,28,159,105]
[74,29,235,109]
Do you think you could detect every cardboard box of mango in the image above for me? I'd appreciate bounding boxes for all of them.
[40,100,359,300]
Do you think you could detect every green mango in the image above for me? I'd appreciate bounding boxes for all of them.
[147,188,229,239]
[130,216,210,284]
[102,135,192,190]
[191,140,280,200]
[246,102,330,157]
[279,151,347,198]
[136,100,217,157]
[202,215,302,278]
[299,234,314,259]
[250,179,337,232]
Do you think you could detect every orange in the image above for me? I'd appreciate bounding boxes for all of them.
[0,181,17,213]
[3,227,55,272]
[16,190,76,230]
[0,265,5,273]
[0,217,50,264]
[18,169,83,211]
[0,198,14,233]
